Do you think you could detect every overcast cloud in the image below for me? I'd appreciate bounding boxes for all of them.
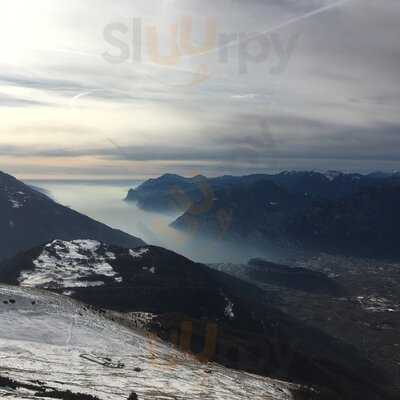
[0,0,399,178]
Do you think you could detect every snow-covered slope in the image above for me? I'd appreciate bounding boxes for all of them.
[0,285,298,400]
[19,239,124,290]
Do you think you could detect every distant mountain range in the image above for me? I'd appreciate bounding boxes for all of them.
[0,238,395,399]
[125,171,400,212]
[0,171,144,260]
[126,171,400,257]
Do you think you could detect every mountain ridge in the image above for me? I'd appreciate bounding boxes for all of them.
[125,171,400,257]
[125,170,400,213]
[0,170,144,260]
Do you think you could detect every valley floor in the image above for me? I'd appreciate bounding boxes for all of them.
[212,253,400,392]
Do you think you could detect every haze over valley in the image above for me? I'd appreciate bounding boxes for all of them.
[28,179,272,263]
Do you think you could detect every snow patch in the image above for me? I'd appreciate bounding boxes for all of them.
[10,199,23,208]
[356,295,399,313]
[324,170,342,181]
[19,240,122,289]
[142,266,156,274]
[129,248,149,259]
[5,188,31,209]
[224,296,235,319]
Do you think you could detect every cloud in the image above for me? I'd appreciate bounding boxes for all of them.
[0,0,399,178]
[0,93,49,107]
[0,74,90,92]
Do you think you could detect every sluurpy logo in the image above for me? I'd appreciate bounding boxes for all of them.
[103,16,300,87]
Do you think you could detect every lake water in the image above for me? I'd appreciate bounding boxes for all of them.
[27,180,272,264]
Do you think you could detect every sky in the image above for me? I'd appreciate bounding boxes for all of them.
[0,0,399,179]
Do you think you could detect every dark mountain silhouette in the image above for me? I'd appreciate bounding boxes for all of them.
[125,173,208,212]
[289,184,400,257]
[125,171,400,214]
[0,171,144,260]
[159,172,400,257]
[172,178,301,243]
